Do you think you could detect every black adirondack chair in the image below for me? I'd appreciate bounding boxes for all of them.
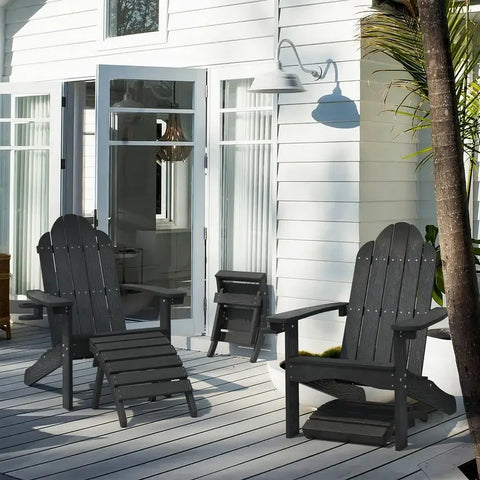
[268,223,457,450]
[24,214,197,426]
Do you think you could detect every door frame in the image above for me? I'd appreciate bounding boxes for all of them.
[95,64,207,336]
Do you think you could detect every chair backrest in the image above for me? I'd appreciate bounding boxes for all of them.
[341,222,436,375]
[38,215,126,346]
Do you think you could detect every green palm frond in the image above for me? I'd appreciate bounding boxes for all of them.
[363,0,480,197]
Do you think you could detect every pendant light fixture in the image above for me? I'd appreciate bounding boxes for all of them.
[156,82,192,162]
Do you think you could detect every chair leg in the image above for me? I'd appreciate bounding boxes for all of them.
[286,379,300,437]
[113,392,128,428]
[207,340,218,358]
[62,342,73,411]
[250,331,264,363]
[185,391,197,417]
[92,367,104,409]
[395,390,408,450]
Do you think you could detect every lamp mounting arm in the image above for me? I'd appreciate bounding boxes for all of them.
[276,38,323,80]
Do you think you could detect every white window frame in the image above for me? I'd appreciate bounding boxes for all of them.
[99,0,168,51]
[206,63,278,335]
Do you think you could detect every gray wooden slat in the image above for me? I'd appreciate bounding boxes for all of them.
[113,366,188,386]
[104,355,183,373]
[77,215,114,333]
[116,378,192,401]
[62,214,96,336]
[408,242,437,374]
[99,344,177,362]
[90,336,170,351]
[396,225,424,325]
[49,216,82,336]
[356,224,393,362]
[91,329,167,343]
[37,232,62,346]
[37,232,57,296]
[214,292,262,307]
[374,222,410,364]
[96,230,125,331]
[342,241,374,360]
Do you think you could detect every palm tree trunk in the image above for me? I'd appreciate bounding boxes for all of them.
[417,0,480,473]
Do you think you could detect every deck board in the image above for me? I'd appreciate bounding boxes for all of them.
[0,318,471,480]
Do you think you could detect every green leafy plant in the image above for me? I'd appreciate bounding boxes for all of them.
[363,0,480,185]
[363,1,480,305]
[425,224,480,306]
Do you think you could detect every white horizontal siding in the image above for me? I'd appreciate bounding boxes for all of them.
[169,0,264,13]
[277,142,359,163]
[277,182,359,202]
[277,220,359,242]
[169,1,274,30]
[359,41,421,244]
[277,201,358,222]
[274,1,366,352]
[277,162,359,182]
[276,277,351,302]
[277,258,355,282]
[277,239,359,262]
[279,1,366,26]
[4,0,276,81]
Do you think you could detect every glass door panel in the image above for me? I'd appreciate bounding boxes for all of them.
[96,65,206,336]
[0,83,62,294]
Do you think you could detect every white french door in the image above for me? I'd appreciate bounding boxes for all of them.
[96,65,206,336]
[0,82,62,294]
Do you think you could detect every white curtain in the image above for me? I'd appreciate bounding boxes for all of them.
[221,80,272,273]
[12,95,50,293]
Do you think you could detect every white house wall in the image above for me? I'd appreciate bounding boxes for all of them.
[3,0,276,81]
[275,0,423,355]
[3,0,427,354]
[275,0,367,355]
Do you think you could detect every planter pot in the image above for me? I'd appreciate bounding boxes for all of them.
[0,253,11,339]
[267,332,461,410]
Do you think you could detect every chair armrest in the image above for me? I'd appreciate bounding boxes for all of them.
[121,283,186,303]
[392,307,447,333]
[26,290,73,309]
[267,302,348,333]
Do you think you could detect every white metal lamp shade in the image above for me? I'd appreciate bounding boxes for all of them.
[249,39,322,95]
[249,61,305,94]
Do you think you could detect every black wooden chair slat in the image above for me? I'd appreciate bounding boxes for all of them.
[76,215,115,333]
[37,232,62,346]
[342,242,374,360]
[407,242,437,374]
[62,214,97,337]
[24,214,196,427]
[113,367,188,386]
[49,216,82,336]
[96,230,126,332]
[374,223,418,365]
[356,225,393,362]
[267,222,456,451]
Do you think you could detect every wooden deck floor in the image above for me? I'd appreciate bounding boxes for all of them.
[0,318,473,480]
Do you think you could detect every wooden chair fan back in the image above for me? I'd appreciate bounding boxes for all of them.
[341,223,436,374]
[37,214,126,344]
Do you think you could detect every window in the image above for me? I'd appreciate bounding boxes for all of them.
[103,0,168,47]
[219,79,273,272]
[108,0,159,37]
